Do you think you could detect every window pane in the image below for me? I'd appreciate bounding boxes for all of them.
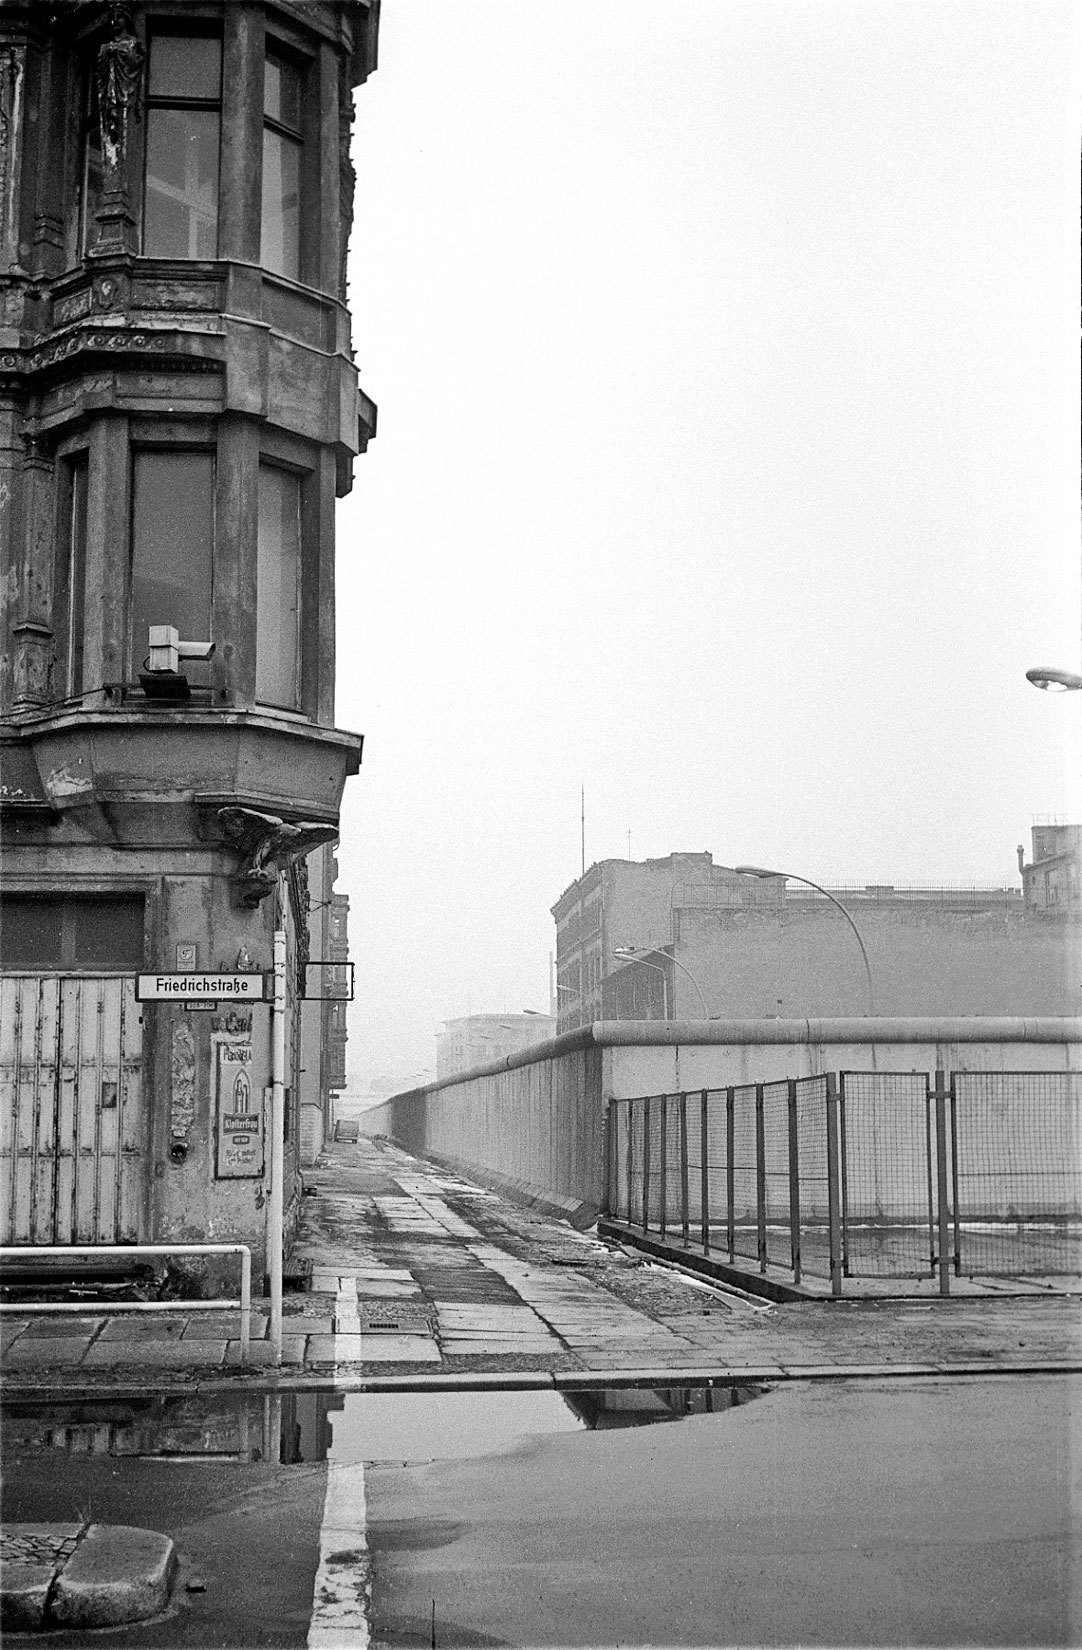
[130,453,214,677]
[72,898,145,970]
[257,466,301,708]
[261,128,300,279]
[145,108,219,258]
[149,35,221,100]
[0,899,62,970]
[264,54,301,129]
[0,897,144,971]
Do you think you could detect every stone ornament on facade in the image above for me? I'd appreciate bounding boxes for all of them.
[218,806,339,907]
[0,45,25,271]
[96,5,144,171]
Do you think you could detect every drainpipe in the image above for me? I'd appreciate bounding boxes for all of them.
[269,928,287,1364]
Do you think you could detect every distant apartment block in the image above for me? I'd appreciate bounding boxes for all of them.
[436,1014,556,1080]
[552,848,1081,1030]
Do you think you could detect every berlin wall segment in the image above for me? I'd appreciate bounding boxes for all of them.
[362,1019,1082,1226]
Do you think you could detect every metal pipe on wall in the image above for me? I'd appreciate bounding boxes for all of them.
[269,928,287,1363]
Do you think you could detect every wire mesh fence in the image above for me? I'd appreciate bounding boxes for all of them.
[794,1075,832,1281]
[951,1071,1082,1277]
[606,1068,1082,1292]
[839,1072,935,1278]
[762,1081,794,1274]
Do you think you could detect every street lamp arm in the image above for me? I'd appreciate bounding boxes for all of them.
[612,947,708,1018]
[733,865,878,1017]
[667,953,708,1016]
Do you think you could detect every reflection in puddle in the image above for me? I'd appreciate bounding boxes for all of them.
[1,1384,762,1466]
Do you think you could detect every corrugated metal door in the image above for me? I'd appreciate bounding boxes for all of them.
[0,975,143,1245]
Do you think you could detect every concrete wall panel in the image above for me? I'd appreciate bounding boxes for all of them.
[363,1020,1082,1220]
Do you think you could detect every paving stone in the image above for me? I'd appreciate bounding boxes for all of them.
[183,1315,269,1339]
[51,1524,177,1629]
[81,1339,227,1367]
[4,1336,92,1365]
[1,1520,85,1625]
[360,1333,442,1363]
[18,1317,105,1338]
[306,1333,361,1361]
[0,1561,56,1630]
[98,1317,190,1341]
[227,1335,308,1365]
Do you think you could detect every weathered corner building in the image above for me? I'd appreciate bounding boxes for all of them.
[0,0,378,1272]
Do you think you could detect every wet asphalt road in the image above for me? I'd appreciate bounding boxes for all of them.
[0,1453,327,1648]
[3,1372,1080,1647]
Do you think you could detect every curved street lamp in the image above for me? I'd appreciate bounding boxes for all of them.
[734,865,878,1017]
[1026,667,1082,693]
[611,945,709,1018]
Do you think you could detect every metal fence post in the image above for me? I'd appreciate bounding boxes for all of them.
[700,1089,710,1253]
[838,1072,850,1278]
[680,1092,689,1247]
[934,1069,951,1297]
[659,1093,668,1238]
[755,1083,767,1273]
[726,1086,736,1263]
[641,1095,651,1233]
[949,1073,961,1276]
[924,1079,937,1277]
[825,1073,843,1298]
[603,1100,614,1217]
[787,1078,802,1285]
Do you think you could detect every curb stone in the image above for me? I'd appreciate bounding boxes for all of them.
[0,1523,177,1631]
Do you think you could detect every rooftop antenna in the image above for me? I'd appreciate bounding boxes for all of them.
[581,783,585,877]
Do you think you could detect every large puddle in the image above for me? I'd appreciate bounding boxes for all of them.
[1,1384,761,1465]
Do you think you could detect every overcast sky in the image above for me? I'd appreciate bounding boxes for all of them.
[333,0,1081,1083]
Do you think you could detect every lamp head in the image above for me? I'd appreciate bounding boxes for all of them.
[1026,667,1082,693]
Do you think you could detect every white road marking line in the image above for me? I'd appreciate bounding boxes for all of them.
[334,1276,361,1354]
[307,1461,370,1649]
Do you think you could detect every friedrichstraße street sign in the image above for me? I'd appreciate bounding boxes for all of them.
[135,974,267,1002]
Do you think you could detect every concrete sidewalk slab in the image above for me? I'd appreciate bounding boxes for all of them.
[0,1523,176,1631]
[4,1336,95,1366]
[80,1338,228,1367]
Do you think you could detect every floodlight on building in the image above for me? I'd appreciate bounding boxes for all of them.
[140,624,216,700]
[1025,667,1082,692]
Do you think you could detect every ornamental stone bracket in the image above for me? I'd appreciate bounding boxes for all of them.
[216,806,339,908]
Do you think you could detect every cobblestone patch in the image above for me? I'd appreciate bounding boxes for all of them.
[1,1526,82,1570]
